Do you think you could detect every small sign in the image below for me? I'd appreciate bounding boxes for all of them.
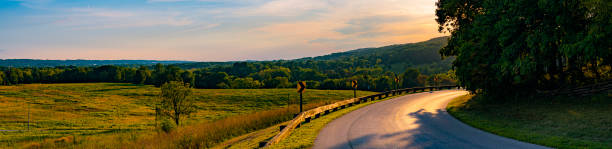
[395,76,400,83]
[297,81,306,93]
[351,80,358,89]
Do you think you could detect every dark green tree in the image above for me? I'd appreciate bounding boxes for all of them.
[436,0,611,97]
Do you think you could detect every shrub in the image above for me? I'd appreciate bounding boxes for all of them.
[161,119,175,133]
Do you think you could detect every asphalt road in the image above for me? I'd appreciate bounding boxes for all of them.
[313,90,549,149]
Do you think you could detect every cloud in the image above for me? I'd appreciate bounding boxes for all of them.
[238,0,330,17]
[1,0,446,61]
[335,15,413,35]
[44,8,194,29]
[147,0,189,2]
[9,0,53,8]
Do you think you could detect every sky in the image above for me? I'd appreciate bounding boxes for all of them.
[0,0,446,61]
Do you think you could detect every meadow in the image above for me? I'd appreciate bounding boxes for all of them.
[0,83,376,148]
[447,93,612,148]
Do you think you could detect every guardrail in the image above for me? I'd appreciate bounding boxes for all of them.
[262,85,460,147]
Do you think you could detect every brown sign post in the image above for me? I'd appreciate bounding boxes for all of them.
[297,81,306,112]
[351,80,358,98]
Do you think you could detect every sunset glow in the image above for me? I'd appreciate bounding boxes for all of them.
[0,0,446,61]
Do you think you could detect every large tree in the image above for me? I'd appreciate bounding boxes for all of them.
[159,81,196,126]
[436,0,611,97]
[401,68,421,88]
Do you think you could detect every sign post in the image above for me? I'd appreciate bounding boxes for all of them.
[297,81,306,112]
[395,76,400,90]
[351,80,358,98]
[434,76,439,91]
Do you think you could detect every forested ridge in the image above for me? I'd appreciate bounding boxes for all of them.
[436,0,611,98]
[0,37,455,92]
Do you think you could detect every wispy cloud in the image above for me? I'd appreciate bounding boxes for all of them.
[147,0,189,2]
[43,8,194,29]
[0,0,446,61]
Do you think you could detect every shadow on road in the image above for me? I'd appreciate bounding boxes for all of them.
[327,109,481,149]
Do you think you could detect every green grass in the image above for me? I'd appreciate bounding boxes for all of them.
[0,83,376,148]
[446,93,612,149]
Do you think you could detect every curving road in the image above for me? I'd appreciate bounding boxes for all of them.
[313,90,549,149]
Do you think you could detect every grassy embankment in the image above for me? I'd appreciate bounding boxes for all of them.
[447,93,612,148]
[0,83,376,148]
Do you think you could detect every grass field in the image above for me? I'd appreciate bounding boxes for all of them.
[447,93,612,148]
[0,83,376,148]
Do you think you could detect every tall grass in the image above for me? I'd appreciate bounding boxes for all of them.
[133,103,328,148]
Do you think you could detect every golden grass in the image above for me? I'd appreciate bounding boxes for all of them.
[0,83,376,148]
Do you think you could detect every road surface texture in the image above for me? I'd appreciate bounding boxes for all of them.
[314,90,549,149]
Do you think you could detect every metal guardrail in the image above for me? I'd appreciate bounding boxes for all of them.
[262,85,460,147]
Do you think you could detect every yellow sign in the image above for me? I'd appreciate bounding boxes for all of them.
[297,81,306,93]
[351,80,358,89]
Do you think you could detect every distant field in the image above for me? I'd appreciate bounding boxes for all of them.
[0,83,375,147]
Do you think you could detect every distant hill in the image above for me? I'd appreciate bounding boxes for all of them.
[309,36,449,61]
[302,36,452,74]
[0,59,191,67]
[171,36,451,74]
[2,36,451,74]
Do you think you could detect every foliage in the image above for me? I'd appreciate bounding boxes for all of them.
[401,68,421,88]
[0,37,457,91]
[160,119,175,133]
[159,81,196,126]
[229,77,263,89]
[436,0,612,98]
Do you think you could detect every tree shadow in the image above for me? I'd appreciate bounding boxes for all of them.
[326,109,494,149]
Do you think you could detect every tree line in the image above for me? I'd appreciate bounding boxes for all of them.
[0,62,455,92]
[435,0,611,98]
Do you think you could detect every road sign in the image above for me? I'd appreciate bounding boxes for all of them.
[297,81,306,112]
[351,80,358,89]
[395,76,400,83]
[297,81,306,93]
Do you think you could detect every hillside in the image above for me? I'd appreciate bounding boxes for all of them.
[175,36,452,74]
[309,36,448,62]
[305,36,452,74]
